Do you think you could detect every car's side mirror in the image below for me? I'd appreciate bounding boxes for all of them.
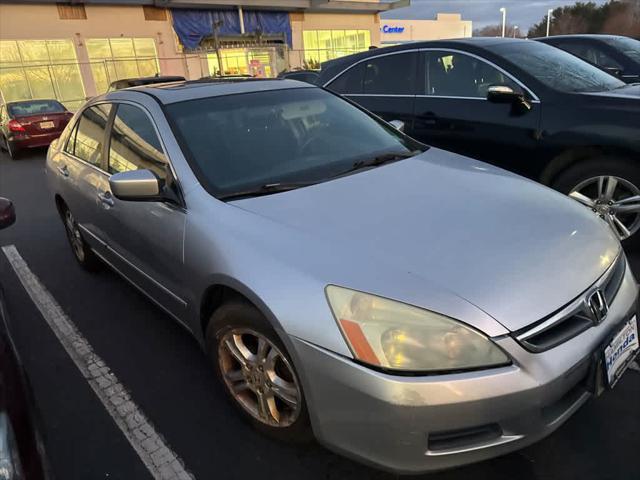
[389,120,405,132]
[109,169,162,201]
[0,198,16,230]
[487,85,532,113]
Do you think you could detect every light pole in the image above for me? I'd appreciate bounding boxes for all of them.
[500,7,507,37]
[513,25,519,38]
[546,8,553,37]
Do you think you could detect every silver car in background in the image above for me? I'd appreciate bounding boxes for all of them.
[46,79,639,474]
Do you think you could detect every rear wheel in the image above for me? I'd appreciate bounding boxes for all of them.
[206,301,312,442]
[553,156,640,248]
[1,136,17,160]
[61,206,101,271]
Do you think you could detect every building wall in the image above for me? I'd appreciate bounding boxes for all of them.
[0,3,190,101]
[380,14,473,44]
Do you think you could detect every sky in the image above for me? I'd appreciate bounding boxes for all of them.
[381,0,609,31]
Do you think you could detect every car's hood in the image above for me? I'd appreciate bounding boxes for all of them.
[232,149,620,332]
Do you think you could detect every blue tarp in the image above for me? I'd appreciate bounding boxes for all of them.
[171,9,292,50]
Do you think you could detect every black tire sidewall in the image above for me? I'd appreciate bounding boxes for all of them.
[552,156,640,249]
[205,301,313,443]
[60,206,102,272]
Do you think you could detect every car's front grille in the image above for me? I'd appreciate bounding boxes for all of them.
[514,253,626,353]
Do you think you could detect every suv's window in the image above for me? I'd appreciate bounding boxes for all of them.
[68,104,112,168]
[327,63,364,94]
[363,53,417,95]
[426,51,521,98]
[108,104,167,179]
[559,42,622,70]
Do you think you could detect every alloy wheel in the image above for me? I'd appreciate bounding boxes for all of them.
[64,210,85,261]
[218,328,301,427]
[570,175,640,240]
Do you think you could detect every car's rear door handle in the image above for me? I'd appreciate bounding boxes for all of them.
[57,165,69,177]
[97,191,115,208]
[418,112,438,125]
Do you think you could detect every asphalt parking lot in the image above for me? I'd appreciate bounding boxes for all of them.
[1,148,639,480]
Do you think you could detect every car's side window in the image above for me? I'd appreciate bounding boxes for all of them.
[362,53,418,95]
[425,51,521,98]
[559,42,622,70]
[327,63,365,94]
[107,104,167,180]
[68,104,112,169]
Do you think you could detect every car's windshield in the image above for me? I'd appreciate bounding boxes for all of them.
[166,87,422,198]
[601,36,640,63]
[8,99,66,116]
[496,41,626,93]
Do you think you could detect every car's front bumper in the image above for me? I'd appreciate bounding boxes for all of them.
[290,263,638,474]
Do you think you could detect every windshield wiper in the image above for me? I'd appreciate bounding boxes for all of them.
[218,181,318,201]
[333,150,422,178]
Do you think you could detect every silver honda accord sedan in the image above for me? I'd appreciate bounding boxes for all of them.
[46,79,639,474]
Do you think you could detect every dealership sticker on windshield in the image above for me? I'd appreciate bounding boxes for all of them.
[604,316,639,388]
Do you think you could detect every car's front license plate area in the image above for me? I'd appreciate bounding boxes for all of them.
[603,315,639,388]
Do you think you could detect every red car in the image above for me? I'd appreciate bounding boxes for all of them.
[0,99,73,159]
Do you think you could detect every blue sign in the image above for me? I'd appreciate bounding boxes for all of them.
[382,25,405,34]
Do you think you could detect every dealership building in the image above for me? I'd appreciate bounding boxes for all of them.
[0,1,470,110]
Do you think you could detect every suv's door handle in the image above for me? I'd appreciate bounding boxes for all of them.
[417,112,437,125]
[57,165,69,177]
[97,191,115,207]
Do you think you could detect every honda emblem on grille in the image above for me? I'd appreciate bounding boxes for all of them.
[587,289,608,325]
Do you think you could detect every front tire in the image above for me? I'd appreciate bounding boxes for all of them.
[205,301,312,443]
[552,156,640,249]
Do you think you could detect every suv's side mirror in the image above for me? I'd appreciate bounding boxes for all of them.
[0,198,16,230]
[109,169,162,201]
[487,85,532,113]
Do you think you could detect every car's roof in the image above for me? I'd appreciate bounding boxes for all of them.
[108,77,312,104]
[536,34,627,42]
[110,75,186,88]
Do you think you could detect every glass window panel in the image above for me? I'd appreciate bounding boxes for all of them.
[46,40,76,62]
[24,66,56,98]
[317,31,333,52]
[0,41,22,66]
[360,31,371,50]
[137,59,158,77]
[303,31,318,51]
[17,41,49,64]
[133,38,156,58]
[86,39,112,59]
[50,64,85,102]
[207,54,221,76]
[0,68,30,101]
[109,38,135,58]
[345,30,359,54]
[112,59,139,79]
[108,104,166,179]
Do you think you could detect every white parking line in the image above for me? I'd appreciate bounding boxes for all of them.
[1,245,194,480]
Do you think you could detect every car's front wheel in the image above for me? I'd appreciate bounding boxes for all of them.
[553,156,640,248]
[206,301,312,442]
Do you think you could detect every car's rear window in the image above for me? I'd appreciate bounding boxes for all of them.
[8,100,66,117]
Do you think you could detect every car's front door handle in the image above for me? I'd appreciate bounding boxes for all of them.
[57,165,69,177]
[97,191,115,208]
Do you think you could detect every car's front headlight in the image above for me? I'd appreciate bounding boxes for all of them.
[326,286,510,373]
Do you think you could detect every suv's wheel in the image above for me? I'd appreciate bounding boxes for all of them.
[61,207,102,271]
[553,156,640,248]
[206,301,312,442]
